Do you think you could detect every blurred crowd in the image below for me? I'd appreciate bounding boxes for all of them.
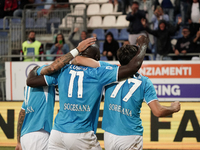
[2,0,200,61]
[0,0,69,18]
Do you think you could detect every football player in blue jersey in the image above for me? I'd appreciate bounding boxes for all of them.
[26,35,148,150]
[15,38,96,150]
[73,36,181,150]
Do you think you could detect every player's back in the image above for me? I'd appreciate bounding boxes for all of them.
[102,73,157,136]
[50,64,118,134]
[21,85,55,137]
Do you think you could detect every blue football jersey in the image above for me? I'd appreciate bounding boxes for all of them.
[21,65,55,137]
[102,72,158,136]
[45,64,119,134]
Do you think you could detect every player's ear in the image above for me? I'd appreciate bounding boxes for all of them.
[95,54,100,61]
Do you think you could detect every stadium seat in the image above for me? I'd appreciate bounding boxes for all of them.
[106,28,118,40]
[115,15,129,27]
[87,16,102,28]
[87,4,100,16]
[26,18,35,28]
[0,31,8,37]
[84,0,98,3]
[11,18,21,24]
[70,4,86,15]
[92,29,105,41]
[118,28,129,40]
[102,15,116,28]
[99,3,113,14]
[99,41,104,54]
[69,0,84,3]
[0,31,9,55]
[0,19,9,30]
[34,17,47,28]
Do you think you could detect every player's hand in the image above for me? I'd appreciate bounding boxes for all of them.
[15,143,22,150]
[76,37,96,52]
[171,101,180,113]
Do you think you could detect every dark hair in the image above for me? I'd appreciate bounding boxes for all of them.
[132,1,139,6]
[105,32,114,39]
[28,30,35,35]
[55,33,65,44]
[82,30,87,34]
[117,45,138,66]
[182,26,189,30]
[80,44,100,61]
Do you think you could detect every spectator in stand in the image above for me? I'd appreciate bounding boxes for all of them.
[181,0,192,25]
[138,0,154,22]
[174,27,193,60]
[192,30,200,58]
[13,0,35,17]
[21,31,43,61]
[108,0,122,12]
[103,32,119,60]
[68,27,87,48]
[141,17,182,60]
[50,33,70,60]
[186,0,200,37]
[123,40,130,46]
[187,0,200,23]
[44,0,69,15]
[158,0,175,23]
[122,0,132,15]
[150,6,169,58]
[3,0,18,17]
[188,19,200,37]
[126,1,146,45]
[151,6,169,30]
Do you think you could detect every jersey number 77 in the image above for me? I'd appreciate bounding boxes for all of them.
[110,79,142,102]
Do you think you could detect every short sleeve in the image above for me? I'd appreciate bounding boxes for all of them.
[37,65,59,86]
[21,101,25,110]
[99,61,114,67]
[37,65,48,75]
[144,78,158,104]
[97,65,119,86]
[44,72,59,86]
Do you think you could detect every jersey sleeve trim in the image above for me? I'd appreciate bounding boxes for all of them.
[21,107,25,110]
[44,76,49,86]
[145,99,158,105]
[116,66,119,81]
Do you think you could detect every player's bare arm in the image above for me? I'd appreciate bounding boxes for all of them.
[118,35,149,80]
[71,56,100,68]
[26,66,47,87]
[15,109,25,150]
[148,100,181,117]
[40,37,96,75]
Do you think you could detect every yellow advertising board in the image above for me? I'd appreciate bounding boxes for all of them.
[0,101,200,149]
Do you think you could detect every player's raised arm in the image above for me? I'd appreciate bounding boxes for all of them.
[26,66,47,87]
[40,37,96,75]
[118,35,148,80]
